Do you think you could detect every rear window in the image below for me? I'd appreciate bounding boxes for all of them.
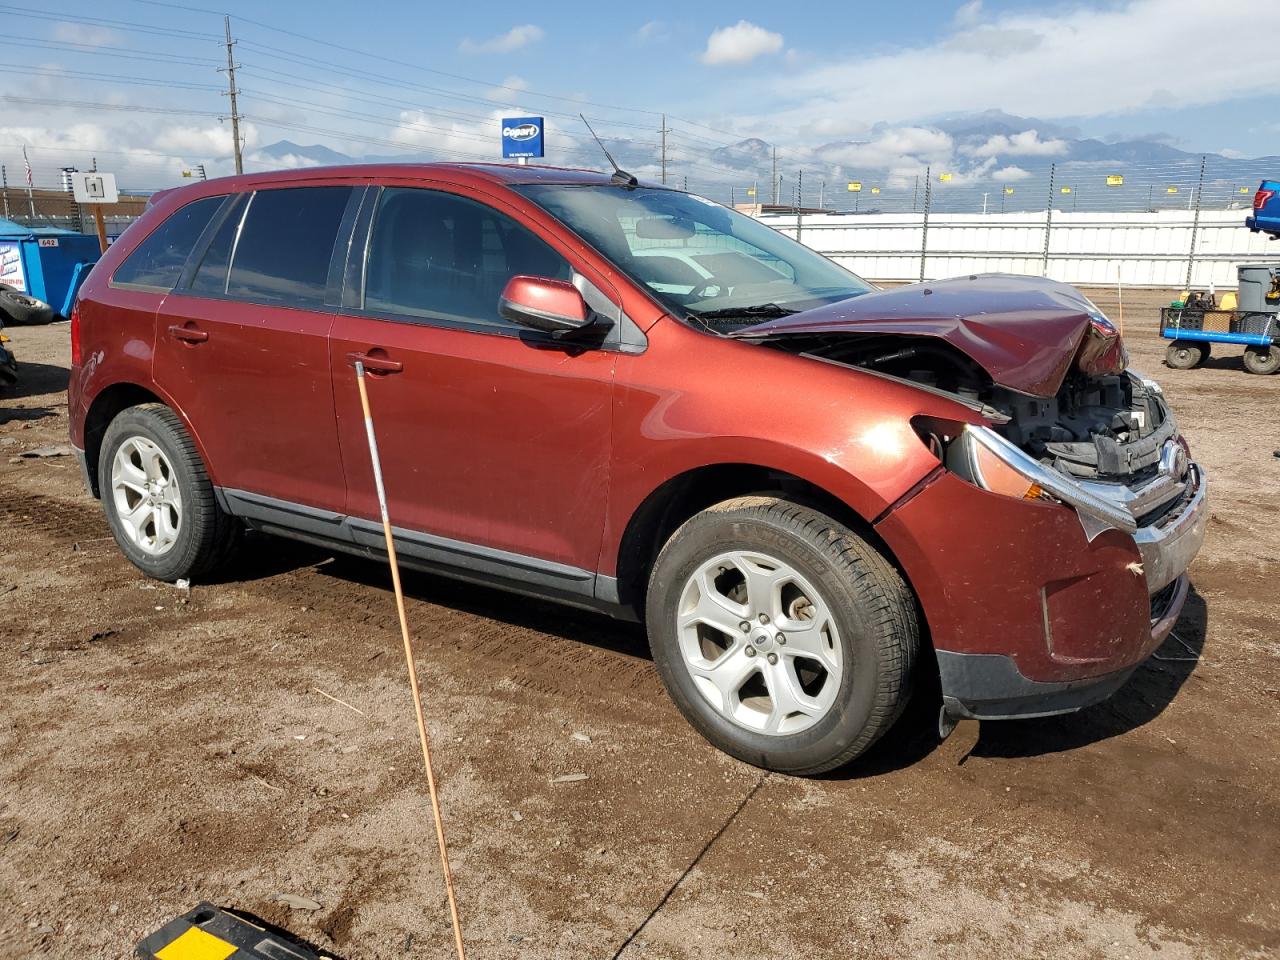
[225,186,353,306]
[112,195,224,290]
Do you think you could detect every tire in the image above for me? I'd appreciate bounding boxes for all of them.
[98,403,241,581]
[0,289,55,325]
[1165,341,1205,370]
[646,496,918,776]
[1243,345,1280,375]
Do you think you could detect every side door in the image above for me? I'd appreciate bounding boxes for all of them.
[154,184,361,512]
[329,184,617,595]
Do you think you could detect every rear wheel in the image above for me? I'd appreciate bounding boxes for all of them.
[1243,345,1280,375]
[99,404,240,581]
[1165,341,1205,370]
[646,496,918,776]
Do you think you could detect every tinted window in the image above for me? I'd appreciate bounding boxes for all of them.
[364,188,570,328]
[226,186,353,306]
[112,195,224,289]
[189,195,246,295]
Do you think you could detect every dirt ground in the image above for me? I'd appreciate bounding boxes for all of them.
[1,288,1277,960]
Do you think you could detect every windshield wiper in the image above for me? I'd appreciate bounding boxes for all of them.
[693,303,798,320]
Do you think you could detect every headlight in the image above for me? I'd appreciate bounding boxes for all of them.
[946,424,1137,535]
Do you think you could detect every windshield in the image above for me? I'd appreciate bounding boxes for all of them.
[516,184,874,331]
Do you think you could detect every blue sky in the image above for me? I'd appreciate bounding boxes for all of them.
[0,0,1276,193]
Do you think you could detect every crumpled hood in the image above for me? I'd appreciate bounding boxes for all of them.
[733,274,1125,398]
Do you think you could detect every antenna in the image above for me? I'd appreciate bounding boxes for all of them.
[579,114,637,187]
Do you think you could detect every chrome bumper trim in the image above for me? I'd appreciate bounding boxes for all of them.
[1133,465,1207,595]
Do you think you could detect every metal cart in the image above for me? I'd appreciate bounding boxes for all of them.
[1162,265,1280,375]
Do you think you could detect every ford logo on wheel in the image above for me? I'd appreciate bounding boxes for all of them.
[503,123,540,141]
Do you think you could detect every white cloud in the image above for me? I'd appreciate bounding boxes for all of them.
[459,24,544,55]
[485,75,530,104]
[52,21,122,47]
[701,21,783,66]
[634,20,670,44]
[754,0,1280,139]
[992,164,1032,181]
[965,130,1068,158]
[954,0,984,26]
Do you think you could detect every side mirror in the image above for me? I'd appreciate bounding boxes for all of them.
[498,276,592,334]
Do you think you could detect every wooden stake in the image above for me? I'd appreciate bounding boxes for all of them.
[353,361,467,960]
[92,206,108,255]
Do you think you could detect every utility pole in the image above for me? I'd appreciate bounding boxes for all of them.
[658,113,669,186]
[982,192,989,215]
[221,15,244,175]
[912,174,919,213]
[1,165,8,220]
[771,145,778,205]
[682,174,687,192]
[818,178,824,211]
[1186,154,1206,290]
[796,170,802,211]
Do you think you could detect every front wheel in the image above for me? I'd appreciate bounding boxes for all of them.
[1243,345,1280,375]
[99,403,240,581]
[646,496,918,776]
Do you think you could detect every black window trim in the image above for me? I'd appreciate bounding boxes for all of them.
[107,193,232,295]
[339,182,645,352]
[169,184,365,313]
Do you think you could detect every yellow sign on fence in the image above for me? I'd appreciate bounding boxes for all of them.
[1106,174,1124,186]
[746,188,756,197]
[1061,186,1072,194]
[1004,186,1015,195]
[847,181,861,192]
[939,172,953,182]
[870,186,880,194]
[1167,186,1178,194]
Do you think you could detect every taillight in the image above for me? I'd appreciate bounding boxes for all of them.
[1253,189,1274,210]
[70,301,82,367]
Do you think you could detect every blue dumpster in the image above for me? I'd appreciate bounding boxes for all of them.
[0,217,102,317]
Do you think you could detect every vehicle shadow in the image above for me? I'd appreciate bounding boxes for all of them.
[1,359,70,403]
[969,584,1209,760]
[212,532,651,661]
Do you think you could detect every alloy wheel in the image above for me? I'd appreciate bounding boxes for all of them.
[110,436,182,556]
[675,550,844,735]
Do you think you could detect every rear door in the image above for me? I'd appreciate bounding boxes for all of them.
[328,183,616,586]
[154,184,360,511]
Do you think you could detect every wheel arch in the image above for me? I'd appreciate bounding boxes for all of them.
[81,381,210,497]
[611,462,922,625]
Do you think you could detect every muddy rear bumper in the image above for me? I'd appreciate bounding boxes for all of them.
[937,573,1190,720]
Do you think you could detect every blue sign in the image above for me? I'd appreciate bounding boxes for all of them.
[501,116,545,159]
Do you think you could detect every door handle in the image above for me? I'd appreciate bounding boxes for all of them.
[346,351,404,374]
[168,324,208,344]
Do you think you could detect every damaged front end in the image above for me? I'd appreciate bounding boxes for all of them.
[738,274,1208,716]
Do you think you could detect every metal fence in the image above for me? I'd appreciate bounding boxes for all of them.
[764,208,1274,289]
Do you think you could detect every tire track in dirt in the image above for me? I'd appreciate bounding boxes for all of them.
[228,553,667,713]
[0,490,106,542]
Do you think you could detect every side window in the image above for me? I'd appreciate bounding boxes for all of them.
[112,195,225,289]
[189,195,246,295]
[225,186,353,306]
[363,188,571,328]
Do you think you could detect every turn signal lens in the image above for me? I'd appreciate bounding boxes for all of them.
[971,441,1045,500]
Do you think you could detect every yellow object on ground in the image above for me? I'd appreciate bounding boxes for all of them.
[154,927,236,960]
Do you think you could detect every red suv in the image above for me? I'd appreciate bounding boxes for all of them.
[69,165,1207,774]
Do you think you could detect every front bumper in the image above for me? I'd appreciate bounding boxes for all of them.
[939,574,1189,720]
[875,460,1208,718]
